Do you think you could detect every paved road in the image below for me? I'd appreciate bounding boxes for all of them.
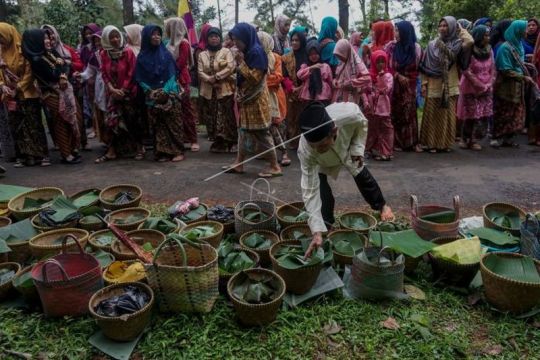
[1,134,539,214]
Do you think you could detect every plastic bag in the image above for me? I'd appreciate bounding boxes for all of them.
[168,198,200,219]
[208,205,235,223]
[95,285,150,317]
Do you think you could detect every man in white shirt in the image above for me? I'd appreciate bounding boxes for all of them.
[298,102,394,257]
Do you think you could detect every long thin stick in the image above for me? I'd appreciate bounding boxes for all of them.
[204,117,335,182]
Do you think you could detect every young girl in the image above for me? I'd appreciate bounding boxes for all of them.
[297,39,333,105]
[366,50,394,161]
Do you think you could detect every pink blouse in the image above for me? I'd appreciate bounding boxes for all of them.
[372,72,393,117]
[296,63,333,101]
[459,54,496,96]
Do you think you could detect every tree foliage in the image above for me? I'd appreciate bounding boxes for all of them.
[247,0,314,34]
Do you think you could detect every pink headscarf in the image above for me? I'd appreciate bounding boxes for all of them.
[334,39,366,82]
[349,32,362,54]
[369,50,389,82]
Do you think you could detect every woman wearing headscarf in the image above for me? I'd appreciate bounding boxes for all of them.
[318,17,339,70]
[94,25,143,163]
[385,20,422,152]
[419,16,463,153]
[297,39,333,104]
[371,20,395,52]
[124,24,143,56]
[457,19,473,33]
[523,18,539,60]
[22,29,81,164]
[349,32,363,55]
[492,20,535,148]
[457,25,496,150]
[198,27,237,153]
[191,23,212,89]
[223,23,281,177]
[282,26,308,149]
[164,17,199,152]
[42,24,87,149]
[258,31,290,166]
[474,17,493,29]
[332,39,372,109]
[0,23,49,167]
[490,20,512,58]
[136,24,185,162]
[273,14,291,55]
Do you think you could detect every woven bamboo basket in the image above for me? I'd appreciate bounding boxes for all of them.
[227,268,286,326]
[328,229,367,267]
[69,188,101,208]
[105,208,151,231]
[103,260,147,286]
[88,230,117,251]
[99,184,142,211]
[411,195,461,240]
[206,205,235,234]
[483,202,526,237]
[180,221,224,249]
[239,230,280,267]
[7,240,32,264]
[218,247,260,296]
[280,224,311,242]
[111,229,166,261]
[270,240,322,295]
[178,203,209,225]
[428,236,480,287]
[31,213,79,233]
[137,219,181,234]
[89,282,154,341]
[144,236,219,313]
[8,187,64,220]
[0,216,12,228]
[12,265,39,303]
[0,262,21,301]
[276,202,308,229]
[29,228,89,259]
[338,211,377,235]
[480,252,540,314]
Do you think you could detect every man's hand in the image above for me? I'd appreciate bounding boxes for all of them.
[380,205,394,221]
[304,232,323,259]
[351,155,363,168]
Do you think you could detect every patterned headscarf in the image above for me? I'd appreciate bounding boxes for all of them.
[0,23,23,69]
[41,24,71,60]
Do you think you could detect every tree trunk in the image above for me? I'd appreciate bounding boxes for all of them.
[0,0,7,22]
[338,0,349,37]
[235,0,239,24]
[269,0,274,25]
[217,0,222,31]
[383,0,389,18]
[122,0,134,25]
[358,0,367,28]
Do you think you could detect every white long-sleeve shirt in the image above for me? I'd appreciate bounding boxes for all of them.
[297,102,368,234]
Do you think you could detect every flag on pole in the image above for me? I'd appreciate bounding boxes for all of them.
[178,0,198,46]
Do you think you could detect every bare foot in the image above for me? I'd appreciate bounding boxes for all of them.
[172,154,185,162]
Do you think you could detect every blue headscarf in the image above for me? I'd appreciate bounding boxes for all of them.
[135,24,177,89]
[393,21,417,70]
[229,22,268,71]
[474,17,492,28]
[495,20,527,74]
[318,17,338,67]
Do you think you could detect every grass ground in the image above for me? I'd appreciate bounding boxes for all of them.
[1,203,539,360]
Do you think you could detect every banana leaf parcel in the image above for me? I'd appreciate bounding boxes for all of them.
[431,237,483,265]
[37,196,81,226]
[369,230,435,258]
[483,255,540,283]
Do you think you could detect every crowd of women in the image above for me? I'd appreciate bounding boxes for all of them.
[0,15,538,175]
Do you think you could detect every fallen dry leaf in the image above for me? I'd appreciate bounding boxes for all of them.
[323,320,342,335]
[381,317,400,330]
[482,344,503,356]
[404,285,426,300]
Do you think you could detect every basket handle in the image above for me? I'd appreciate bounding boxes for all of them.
[239,202,262,219]
[410,195,418,217]
[41,259,70,283]
[453,195,461,221]
[377,246,395,265]
[250,178,271,202]
[174,217,187,232]
[61,234,85,255]
[152,234,201,267]
[524,214,540,236]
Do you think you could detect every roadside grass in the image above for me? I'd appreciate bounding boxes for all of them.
[0,203,538,359]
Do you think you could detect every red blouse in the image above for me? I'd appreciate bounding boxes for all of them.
[100,47,138,97]
[65,45,84,73]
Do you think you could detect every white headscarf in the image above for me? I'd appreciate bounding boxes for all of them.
[257,31,276,72]
[101,25,124,59]
[164,16,193,66]
[123,24,143,56]
[41,24,71,60]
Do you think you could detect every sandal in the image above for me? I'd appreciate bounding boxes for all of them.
[95,155,115,164]
[221,165,244,174]
[258,171,283,178]
[190,143,200,152]
[428,149,437,154]
[41,158,52,167]
[134,152,145,161]
[281,157,291,167]
[62,156,81,165]
[157,157,170,162]
[13,160,25,168]
[414,145,424,153]
[172,154,185,162]
[458,141,468,149]
[470,143,482,151]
